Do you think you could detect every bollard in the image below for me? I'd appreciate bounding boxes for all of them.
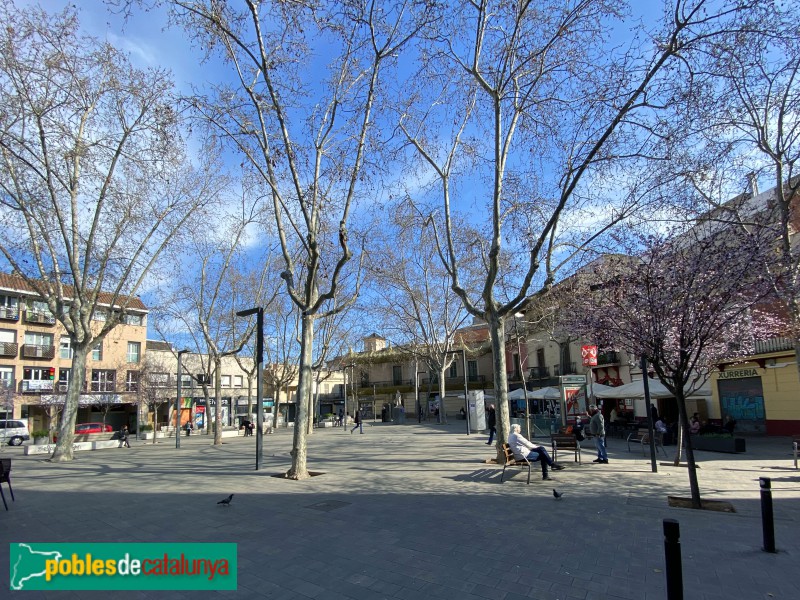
[663,519,683,600]
[760,477,776,553]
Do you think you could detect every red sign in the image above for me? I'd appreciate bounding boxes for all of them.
[581,345,598,367]
[195,406,206,413]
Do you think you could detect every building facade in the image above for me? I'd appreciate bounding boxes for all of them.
[0,273,148,433]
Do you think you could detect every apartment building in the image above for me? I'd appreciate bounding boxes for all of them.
[143,341,256,431]
[0,273,148,431]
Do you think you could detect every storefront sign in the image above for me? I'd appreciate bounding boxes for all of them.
[718,368,759,380]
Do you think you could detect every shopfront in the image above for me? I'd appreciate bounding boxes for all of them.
[716,368,765,434]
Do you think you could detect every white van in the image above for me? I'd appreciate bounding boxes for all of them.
[0,419,30,446]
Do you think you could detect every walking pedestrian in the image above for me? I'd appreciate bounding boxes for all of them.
[119,425,131,448]
[351,409,363,434]
[486,404,496,445]
[589,404,608,463]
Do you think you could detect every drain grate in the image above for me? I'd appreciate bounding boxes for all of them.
[305,500,350,512]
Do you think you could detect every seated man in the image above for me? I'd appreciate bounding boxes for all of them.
[723,415,737,435]
[507,423,565,481]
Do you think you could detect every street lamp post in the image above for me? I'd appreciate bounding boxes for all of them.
[414,360,426,424]
[236,307,264,470]
[176,349,190,449]
[511,317,532,439]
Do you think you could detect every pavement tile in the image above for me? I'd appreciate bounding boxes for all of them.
[2,424,800,599]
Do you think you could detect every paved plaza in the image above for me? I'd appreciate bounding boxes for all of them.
[1,421,799,599]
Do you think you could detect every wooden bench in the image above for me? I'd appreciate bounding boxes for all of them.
[551,434,581,464]
[793,435,800,469]
[500,443,535,485]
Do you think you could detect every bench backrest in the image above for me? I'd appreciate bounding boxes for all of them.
[551,435,577,447]
[502,443,521,464]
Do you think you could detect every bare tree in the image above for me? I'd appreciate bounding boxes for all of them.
[398,0,768,460]
[668,2,800,381]
[366,204,472,420]
[155,211,272,444]
[147,0,436,478]
[0,4,221,460]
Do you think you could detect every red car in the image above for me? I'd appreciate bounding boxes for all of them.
[54,423,114,441]
[75,423,114,434]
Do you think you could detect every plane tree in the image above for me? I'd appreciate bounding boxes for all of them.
[397,0,774,460]
[139,0,438,479]
[0,4,220,460]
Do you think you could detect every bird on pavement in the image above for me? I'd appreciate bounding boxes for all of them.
[217,494,234,506]
[553,489,563,500]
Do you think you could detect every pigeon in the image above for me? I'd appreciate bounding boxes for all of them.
[552,489,563,500]
[217,494,234,506]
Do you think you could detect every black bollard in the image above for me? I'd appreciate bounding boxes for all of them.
[663,519,683,600]
[760,477,776,553]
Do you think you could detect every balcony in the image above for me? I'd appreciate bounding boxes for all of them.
[22,344,56,359]
[0,341,19,357]
[24,309,56,325]
[754,337,794,354]
[596,351,619,365]
[356,378,413,390]
[529,366,550,380]
[0,305,19,321]
[21,380,54,392]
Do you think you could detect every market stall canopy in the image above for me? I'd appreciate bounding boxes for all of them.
[593,378,711,399]
[511,387,561,400]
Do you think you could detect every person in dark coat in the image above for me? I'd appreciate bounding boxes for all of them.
[486,404,497,445]
[350,409,363,434]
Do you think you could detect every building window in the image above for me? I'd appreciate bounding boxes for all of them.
[150,372,169,388]
[122,313,144,326]
[449,362,458,378]
[91,369,115,392]
[392,365,403,385]
[22,367,53,391]
[126,371,139,392]
[92,342,103,361]
[468,360,478,379]
[0,294,19,320]
[180,374,192,388]
[93,309,107,322]
[0,366,13,389]
[233,375,243,388]
[58,368,71,392]
[60,335,73,359]
[127,341,141,363]
[221,375,231,388]
[24,331,53,346]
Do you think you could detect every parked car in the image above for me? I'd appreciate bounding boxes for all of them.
[54,422,114,442]
[0,419,31,446]
[75,423,114,435]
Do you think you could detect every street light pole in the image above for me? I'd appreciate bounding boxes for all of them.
[176,349,190,449]
[461,349,470,435]
[236,307,264,470]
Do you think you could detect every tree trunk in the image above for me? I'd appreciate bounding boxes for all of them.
[675,393,702,508]
[287,313,313,480]
[488,314,510,463]
[51,346,89,461]
[438,366,447,423]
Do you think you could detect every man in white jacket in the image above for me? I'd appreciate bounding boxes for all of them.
[508,423,565,480]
